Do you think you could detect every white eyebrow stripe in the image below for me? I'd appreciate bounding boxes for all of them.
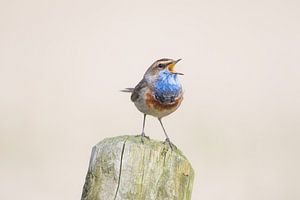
[155,59,174,65]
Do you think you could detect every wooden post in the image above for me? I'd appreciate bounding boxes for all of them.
[81,135,194,200]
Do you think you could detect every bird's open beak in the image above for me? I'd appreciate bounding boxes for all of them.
[167,59,184,75]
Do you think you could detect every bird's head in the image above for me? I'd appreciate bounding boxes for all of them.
[144,58,183,83]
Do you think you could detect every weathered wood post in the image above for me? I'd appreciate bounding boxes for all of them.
[81,135,194,200]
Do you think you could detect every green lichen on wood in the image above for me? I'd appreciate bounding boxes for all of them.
[81,135,194,200]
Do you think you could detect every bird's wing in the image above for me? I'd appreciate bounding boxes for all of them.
[131,79,147,102]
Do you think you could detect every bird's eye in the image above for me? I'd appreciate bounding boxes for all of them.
[158,63,165,68]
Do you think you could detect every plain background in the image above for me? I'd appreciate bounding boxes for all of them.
[0,0,299,199]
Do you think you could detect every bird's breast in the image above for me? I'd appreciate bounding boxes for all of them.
[145,91,183,112]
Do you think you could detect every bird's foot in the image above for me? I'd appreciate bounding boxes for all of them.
[135,132,150,143]
[163,138,177,150]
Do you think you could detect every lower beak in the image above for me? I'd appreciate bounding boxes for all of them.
[167,59,184,75]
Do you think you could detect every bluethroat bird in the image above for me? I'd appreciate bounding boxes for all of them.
[122,58,184,149]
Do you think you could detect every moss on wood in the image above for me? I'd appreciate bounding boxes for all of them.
[81,135,194,200]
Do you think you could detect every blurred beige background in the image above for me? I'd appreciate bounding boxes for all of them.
[0,0,299,199]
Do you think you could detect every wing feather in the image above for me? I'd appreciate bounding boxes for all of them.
[131,79,147,102]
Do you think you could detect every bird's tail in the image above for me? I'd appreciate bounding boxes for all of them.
[120,88,134,93]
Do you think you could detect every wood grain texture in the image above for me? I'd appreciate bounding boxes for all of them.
[81,135,194,200]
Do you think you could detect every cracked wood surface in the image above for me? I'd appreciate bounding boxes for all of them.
[81,135,194,200]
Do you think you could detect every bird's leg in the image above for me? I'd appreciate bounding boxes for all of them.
[158,118,176,150]
[141,114,147,137]
[136,114,149,143]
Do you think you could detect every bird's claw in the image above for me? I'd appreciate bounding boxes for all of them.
[135,133,150,144]
[163,138,176,150]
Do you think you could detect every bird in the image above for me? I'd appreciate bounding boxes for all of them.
[122,58,184,149]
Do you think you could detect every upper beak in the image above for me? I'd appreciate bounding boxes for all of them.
[174,59,182,64]
[167,59,184,75]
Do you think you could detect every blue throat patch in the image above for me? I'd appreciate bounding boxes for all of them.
[154,70,182,103]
